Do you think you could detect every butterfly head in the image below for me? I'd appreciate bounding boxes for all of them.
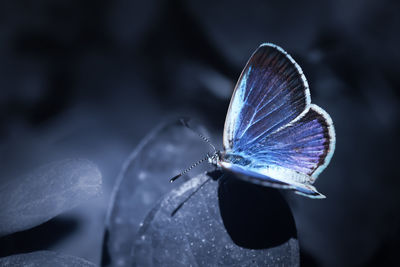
[207,151,221,166]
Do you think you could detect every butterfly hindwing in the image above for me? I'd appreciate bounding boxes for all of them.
[223,43,311,151]
[245,104,335,182]
[219,156,327,198]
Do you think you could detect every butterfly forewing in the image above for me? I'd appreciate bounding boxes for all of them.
[223,43,311,151]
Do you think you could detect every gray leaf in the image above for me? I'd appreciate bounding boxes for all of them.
[133,172,299,267]
[103,120,213,266]
[0,159,102,237]
[0,251,96,267]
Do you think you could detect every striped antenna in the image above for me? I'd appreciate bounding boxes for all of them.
[179,118,216,153]
[170,154,211,183]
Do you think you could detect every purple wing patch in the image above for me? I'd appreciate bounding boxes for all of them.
[247,104,335,181]
[224,43,311,151]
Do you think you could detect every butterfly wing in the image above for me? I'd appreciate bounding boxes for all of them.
[220,161,326,198]
[249,104,335,181]
[224,43,311,151]
[221,43,335,197]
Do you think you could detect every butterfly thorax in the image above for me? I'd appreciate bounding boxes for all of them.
[209,151,251,167]
[218,151,252,167]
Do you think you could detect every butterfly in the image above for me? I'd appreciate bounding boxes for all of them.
[172,43,335,199]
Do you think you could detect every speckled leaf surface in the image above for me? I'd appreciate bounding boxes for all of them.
[103,120,212,266]
[133,172,299,267]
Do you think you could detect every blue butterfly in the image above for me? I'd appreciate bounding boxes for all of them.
[173,43,336,199]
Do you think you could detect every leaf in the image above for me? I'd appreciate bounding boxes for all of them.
[0,159,102,237]
[132,172,299,266]
[0,251,96,267]
[102,120,213,266]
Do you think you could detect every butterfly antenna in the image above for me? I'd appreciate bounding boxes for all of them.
[170,154,210,183]
[179,118,216,153]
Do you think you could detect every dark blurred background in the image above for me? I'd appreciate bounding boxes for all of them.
[0,0,399,266]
